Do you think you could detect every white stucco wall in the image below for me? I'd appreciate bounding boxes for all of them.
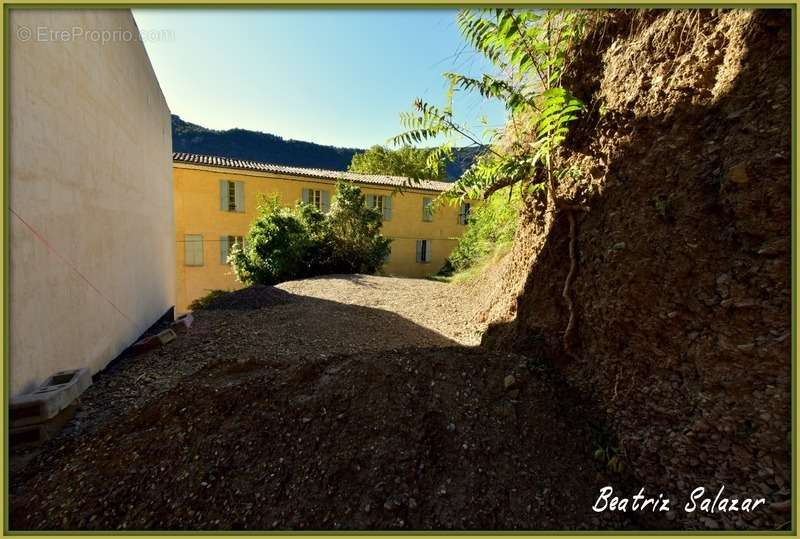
[9,10,174,395]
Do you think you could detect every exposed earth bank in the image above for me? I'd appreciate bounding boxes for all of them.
[480,9,791,530]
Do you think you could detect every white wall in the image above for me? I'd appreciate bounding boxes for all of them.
[9,10,174,395]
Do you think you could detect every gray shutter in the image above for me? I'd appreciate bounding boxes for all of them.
[302,188,310,204]
[415,240,423,263]
[425,240,432,262]
[321,191,330,213]
[234,182,244,212]
[220,236,229,264]
[366,194,374,209]
[220,180,228,211]
[384,196,392,221]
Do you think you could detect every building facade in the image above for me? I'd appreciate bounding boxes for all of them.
[9,10,175,395]
[173,153,472,312]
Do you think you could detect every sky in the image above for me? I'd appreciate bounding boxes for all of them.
[132,9,507,149]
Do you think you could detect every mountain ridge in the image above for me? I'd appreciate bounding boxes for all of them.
[171,114,475,180]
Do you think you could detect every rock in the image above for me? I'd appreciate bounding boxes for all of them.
[508,389,520,399]
[504,375,517,389]
[727,162,749,184]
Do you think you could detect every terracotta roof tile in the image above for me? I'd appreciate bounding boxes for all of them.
[173,152,455,193]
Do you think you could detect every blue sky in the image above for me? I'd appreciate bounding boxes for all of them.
[132,9,507,149]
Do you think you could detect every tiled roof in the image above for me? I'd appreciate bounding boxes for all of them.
[172,152,455,193]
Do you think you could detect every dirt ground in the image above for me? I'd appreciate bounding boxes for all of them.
[10,275,654,531]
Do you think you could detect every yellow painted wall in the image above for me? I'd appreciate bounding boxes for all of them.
[174,164,469,311]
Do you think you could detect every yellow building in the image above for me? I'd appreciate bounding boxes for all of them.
[173,153,472,311]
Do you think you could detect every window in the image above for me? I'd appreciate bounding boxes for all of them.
[219,180,245,212]
[302,188,330,212]
[422,197,434,222]
[458,202,472,225]
[416,239,432,263]
[366,194,392,221]
[220,235,244,264]
[184,235,204,266]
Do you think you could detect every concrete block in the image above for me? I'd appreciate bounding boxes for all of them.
[11,403,77,447]
[156,328,177,345]
[10,369,90,428]
[170,313,193,333]
[132,335,160,354]
[131,328,176,356]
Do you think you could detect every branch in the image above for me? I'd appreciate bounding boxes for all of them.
[482,177,518,199]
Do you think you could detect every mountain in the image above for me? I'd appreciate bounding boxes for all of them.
[170,115,475,180]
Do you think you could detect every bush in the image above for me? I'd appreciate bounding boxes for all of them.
[447,186,519,273]
[230,181,391,285]
[188,289,229,311]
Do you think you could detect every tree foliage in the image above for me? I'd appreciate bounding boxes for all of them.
[348,145,447,181]
[447,186,520,273]
[391,9,587,206]
[230,181,390,285]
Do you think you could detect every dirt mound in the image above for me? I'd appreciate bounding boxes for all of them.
[482,10,790,530]
[192,285,295,310]
[11,347,654,530]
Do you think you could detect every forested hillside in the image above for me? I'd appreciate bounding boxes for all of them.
[171,115,476,179]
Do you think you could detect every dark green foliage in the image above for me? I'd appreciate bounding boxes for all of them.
[188,289,229,311]
[325,181,392,273]
[230,182,391,285]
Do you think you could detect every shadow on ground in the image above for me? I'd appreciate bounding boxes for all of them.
[10,284,662,531]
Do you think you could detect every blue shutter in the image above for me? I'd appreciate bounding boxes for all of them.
[235,182,244,212]
[425,240,432,263]
[220,236,229,264]
[415,240,423,263]
[220,180,227,211]
[302,188,310,204]
[321,191,331,213]
[384,196,392,221]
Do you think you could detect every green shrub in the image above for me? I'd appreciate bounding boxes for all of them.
[188,289,230,311]
[230,181,391,285]
[447,186,519,273]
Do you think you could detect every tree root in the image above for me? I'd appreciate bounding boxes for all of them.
[561,210,581,361]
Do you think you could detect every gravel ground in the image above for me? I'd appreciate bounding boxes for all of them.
[277,274,483,346]
[10,275,657,531]
[10,276,480,490]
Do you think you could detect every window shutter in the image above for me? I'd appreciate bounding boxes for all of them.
[365,194,375,209]
[384,196,392,221]
[302,188,310,204]
[423,198,432,221]
[321,191,330,213]
[220,236,229,264]
[425,240,432,262]
[220,180,228,211]
[185,235,203,266]
[234,181,244,212]
[415,240,423,263]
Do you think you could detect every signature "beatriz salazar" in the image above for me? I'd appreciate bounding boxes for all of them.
[593,486,766,513]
